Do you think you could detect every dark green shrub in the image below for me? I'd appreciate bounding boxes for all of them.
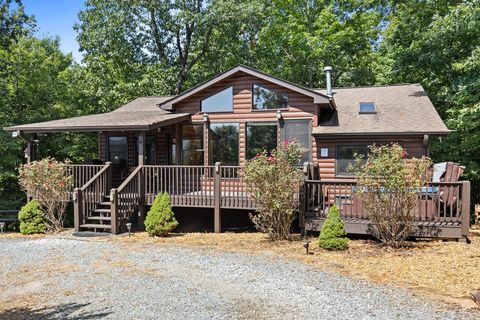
[18,200,46,235]
[144,192,178,236]
[318,205,349,250]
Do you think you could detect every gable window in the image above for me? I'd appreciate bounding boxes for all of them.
[282,119,311,165]
[252,84,288,110]
[359,102,376,114]
[209,123,239,165]
[336,144,369,176]
[201,86,233,112]
[246,122,278,159]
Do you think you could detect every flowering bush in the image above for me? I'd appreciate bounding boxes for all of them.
[351,144,432,247]
[18,158,72,232]
[244,141,303,240]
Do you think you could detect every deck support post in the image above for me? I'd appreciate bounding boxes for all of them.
[461,181,471,239]
[110,188,119,235]
[214,162,221,233]
[138,168,145,231]
[299,162,310,236]
[73,188,83,232]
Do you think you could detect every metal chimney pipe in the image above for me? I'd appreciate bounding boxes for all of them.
[324,66,333,96]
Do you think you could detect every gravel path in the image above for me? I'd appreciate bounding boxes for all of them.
[0,235,478,320]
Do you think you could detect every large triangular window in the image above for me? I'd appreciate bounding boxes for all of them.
[201,86,233,112]
[252,84,288,110]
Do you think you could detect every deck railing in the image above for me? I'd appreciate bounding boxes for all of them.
[67,164,105,190]
[110,165,144,234]
[73,162,112,231]
[303,179,471,236]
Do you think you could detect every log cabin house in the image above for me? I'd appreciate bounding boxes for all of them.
[4,65,470,240]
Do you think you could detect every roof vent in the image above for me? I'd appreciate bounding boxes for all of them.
[359,102,376,114]
[324,66,333,97]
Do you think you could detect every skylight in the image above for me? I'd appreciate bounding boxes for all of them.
[359,102,376,114]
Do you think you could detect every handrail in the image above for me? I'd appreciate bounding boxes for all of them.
[80,162,112,192]
[73,162,112,232]
[110,165,144,234]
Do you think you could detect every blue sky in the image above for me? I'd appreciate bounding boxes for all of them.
[23,0,85,62]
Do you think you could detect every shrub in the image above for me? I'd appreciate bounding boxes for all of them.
[18,158,72,232]
[144,192,178,236]
[244,140,303,240]
[352,143,432,247]
[318,205,349,251]
[18,200,46,235]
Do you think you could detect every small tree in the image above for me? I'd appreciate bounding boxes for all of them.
[18,158,72,232]
[318,205,349,250]
[352,144,432,247]
[144,192,178,236]
[244,141,303,240]
[18,200,47,235]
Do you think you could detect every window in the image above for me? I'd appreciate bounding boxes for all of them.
[209,123,239,165]
[182,124,204,165]
[282,119,311,165]
[359,102,376,114]
[246,122,278,159]
[108,136,128,167]
[201,86,233,112]
[336,144,369,176]
[252,84,288,110]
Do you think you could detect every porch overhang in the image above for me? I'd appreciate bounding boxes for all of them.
[3,111,190,134]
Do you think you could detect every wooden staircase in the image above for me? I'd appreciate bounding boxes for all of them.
[79,196,113,232]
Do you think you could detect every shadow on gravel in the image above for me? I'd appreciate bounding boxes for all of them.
[0,302,111,319]
[72,231,111,238]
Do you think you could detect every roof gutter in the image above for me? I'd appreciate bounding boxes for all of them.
[311,131,451,137]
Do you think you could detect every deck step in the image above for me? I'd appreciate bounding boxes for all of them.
[86,216,111,221]
[79,223,111,230]
[99,202,111,206]
[94,209,111,213]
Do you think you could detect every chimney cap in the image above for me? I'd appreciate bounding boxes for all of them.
[324,66,333,72]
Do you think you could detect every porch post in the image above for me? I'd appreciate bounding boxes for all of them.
[214,162,221,233]
[203,113,209,166]
[137,131,146,165]
[461,181,471,239]
[73,188,83,232]
[175,123,182,164]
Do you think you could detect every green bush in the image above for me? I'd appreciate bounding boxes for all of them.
[318,205,349,251]
[18,200,46,235]
[144,192,178,237]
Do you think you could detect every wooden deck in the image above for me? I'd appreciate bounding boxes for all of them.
[68,163,471,239]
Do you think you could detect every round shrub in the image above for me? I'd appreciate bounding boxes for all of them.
[144,192,178,237]
[318,205,349,251]
[18,200,46,235]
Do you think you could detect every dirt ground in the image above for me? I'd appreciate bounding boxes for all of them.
[110,229,480,309]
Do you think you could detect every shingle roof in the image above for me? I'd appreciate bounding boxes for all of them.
[312,84,449,136]
[4,97,189,133]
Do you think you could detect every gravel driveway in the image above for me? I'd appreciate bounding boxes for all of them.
[0,235,478,320]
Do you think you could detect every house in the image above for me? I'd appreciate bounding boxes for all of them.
[4,65,470,240]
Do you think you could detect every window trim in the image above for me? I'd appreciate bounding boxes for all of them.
[200,86,234,113]
[335,143,369,177]
[359,102,377,114]
[251,83,289,111]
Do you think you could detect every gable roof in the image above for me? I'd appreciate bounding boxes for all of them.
[159,65,332,110]
[312,84,449,136]
[4,97,189,133]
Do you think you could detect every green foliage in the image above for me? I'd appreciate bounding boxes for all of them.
[318,205,348,251]
[18,158,72,232]
[244,141,303,240]
[352,144,432,247]
[18,200,46,234]
[144,192,178,237]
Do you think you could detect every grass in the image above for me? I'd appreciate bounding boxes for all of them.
[115,229,480,309]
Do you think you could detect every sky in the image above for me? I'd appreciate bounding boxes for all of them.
[23,0,85,62]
